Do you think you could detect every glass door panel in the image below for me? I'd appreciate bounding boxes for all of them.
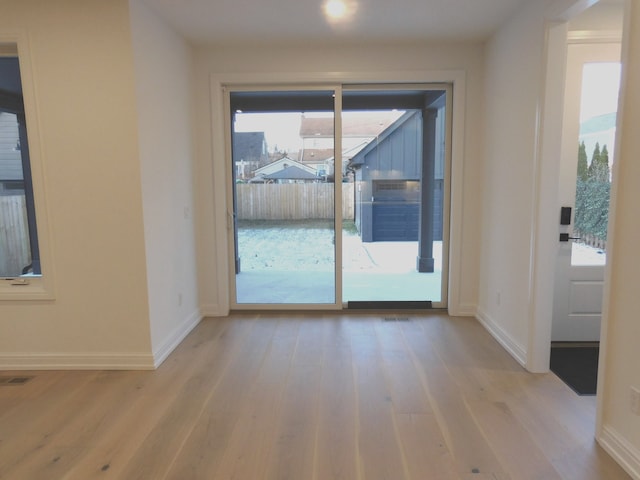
[571,62,620,267]
[340,88,449,307]
[229,90,337,306]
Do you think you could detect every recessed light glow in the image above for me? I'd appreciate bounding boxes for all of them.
[325,0,347,19]
[323,0,356,23]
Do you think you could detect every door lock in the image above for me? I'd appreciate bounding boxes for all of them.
[559,233,581,242]
[560,206,572,225]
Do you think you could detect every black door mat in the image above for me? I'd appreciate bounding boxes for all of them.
[550,343,599,395]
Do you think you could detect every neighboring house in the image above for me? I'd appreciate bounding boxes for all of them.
[0,56,25,197]
[0,111,24,195]
[232,131,269,180]
[348,110,445,243]
[250,156,318,183]
[262,165,319,184]
[298,111,403,176]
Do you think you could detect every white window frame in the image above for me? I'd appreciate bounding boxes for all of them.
[0,31,55,300]
[210,72,465,314]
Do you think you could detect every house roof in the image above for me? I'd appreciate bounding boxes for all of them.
[299,111,404,138]
[0,58,22,96]
[349,110,420,167]
[263,165,319,180]
[232,131,267,162]
[253,156,316,175]
[299,148,335,163]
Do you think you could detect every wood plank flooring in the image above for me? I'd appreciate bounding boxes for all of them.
[0,312,631,479]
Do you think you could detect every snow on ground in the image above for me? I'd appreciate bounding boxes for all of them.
[572,242,607,266]
[236,220,440,273]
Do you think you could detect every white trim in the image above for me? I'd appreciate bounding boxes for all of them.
[526,20,568,374]
[476,307,527,367]
[209,69,467,314]
[334,85,344,306]
[210,77,230,315]
[152,310,202,368]
[450,302,476,317]
[200,303,226,317]
[530,8,624,372]
[0,29,56,301]
[443,78,462,314]
[599,425,640,480]
[568,30,623,43]
[0,353,156,370]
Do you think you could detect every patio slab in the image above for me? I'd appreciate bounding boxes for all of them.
[235,221,442,304]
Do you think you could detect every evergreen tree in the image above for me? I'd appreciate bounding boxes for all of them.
[587,142,601,179]
[577,141,588,181]
[598,144,610,182]
[575,143,611,241]
[588,143,610,182]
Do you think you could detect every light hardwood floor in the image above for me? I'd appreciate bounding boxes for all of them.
[0,313,631,479]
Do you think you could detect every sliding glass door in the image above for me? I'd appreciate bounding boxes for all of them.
[226,85,450,309]
[229,89,338,306]
[340,87,449,308]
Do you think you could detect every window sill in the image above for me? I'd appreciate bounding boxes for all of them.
[0,277,54,301]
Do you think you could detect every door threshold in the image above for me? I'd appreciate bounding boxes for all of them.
[347,301,432,310]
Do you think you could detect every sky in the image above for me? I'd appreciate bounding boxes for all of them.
[234,112,306,153]
[579,62,621,123]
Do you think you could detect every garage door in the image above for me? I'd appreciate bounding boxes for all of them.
[371,180,420,241]
[372,202,419,241]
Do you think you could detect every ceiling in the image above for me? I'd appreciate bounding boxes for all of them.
[140,0,530,47]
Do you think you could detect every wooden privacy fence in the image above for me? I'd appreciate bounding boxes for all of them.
[236,183,354,220]
[0,195,31,277]
[576,232,607,251]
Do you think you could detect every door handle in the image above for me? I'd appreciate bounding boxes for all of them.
[559,233,581,242]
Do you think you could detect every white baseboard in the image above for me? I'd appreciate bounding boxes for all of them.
[449,302,477,317]
[599,425,640,480]
[0,311,203,371]
[152,310,202,368]
[476,307,527,367]
[200,303,227,317]
[0,352,156,370]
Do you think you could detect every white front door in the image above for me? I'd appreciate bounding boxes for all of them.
[552,41,621,341]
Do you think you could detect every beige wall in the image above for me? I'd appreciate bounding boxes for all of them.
[0,0,152,367]
[598,0,640,475]
[129,0,200,364]
[194,43,485,315]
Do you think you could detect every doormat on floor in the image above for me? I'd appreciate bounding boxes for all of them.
[550,343,599,395]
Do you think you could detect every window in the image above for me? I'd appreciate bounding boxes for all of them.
[0,39,52,299]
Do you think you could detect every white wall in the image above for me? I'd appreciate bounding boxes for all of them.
[0,0,153,368]
[597,1,640,476]
[478,1,549,366]
[129,1,200,366]
[194,43,485,315]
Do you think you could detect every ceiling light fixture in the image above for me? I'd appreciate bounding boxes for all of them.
[323,0,356,24]
[325,0,347,19]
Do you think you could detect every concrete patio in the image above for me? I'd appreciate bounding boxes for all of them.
[234,221,443,305]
